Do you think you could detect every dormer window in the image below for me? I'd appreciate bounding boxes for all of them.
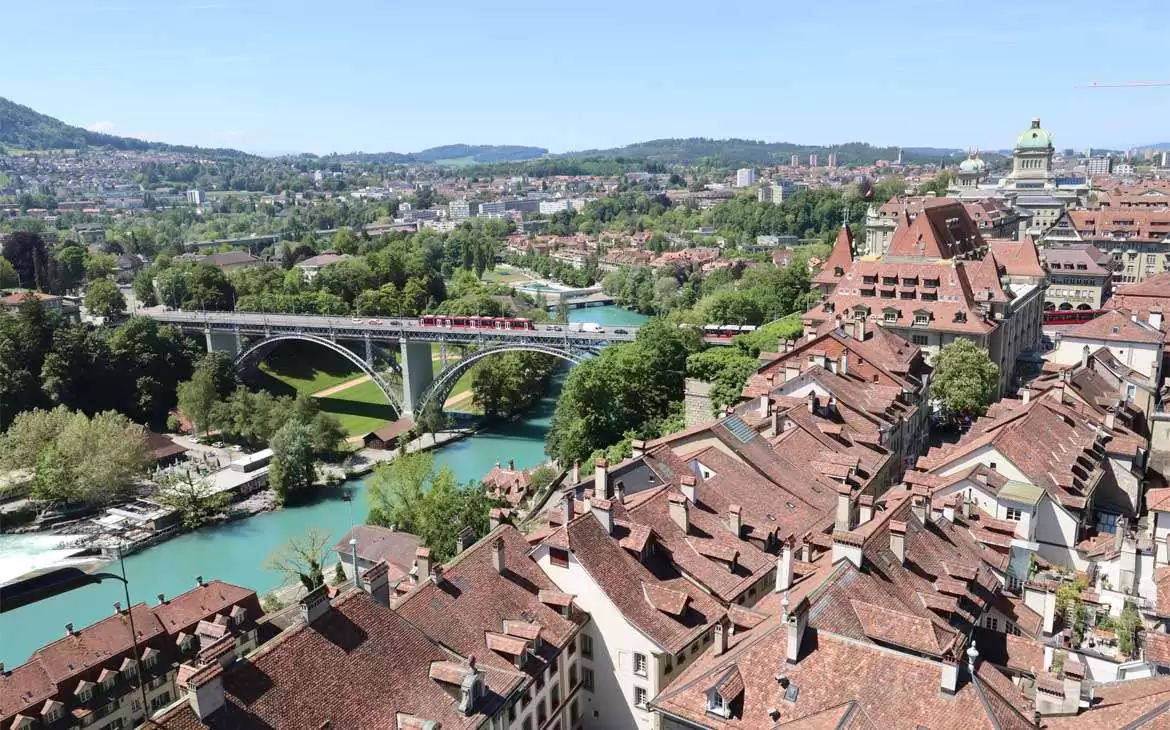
[883,308,899,323]
[914,311,930,326]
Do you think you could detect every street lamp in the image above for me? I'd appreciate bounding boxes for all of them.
[1,547,151,724]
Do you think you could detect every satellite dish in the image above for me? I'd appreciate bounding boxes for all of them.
[855,176,875,201]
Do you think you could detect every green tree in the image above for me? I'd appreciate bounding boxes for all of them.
[417,398,446,438]
[176,363,221,436]
[687,348,759,413]
[153,471,230,530]
[55,245,88,291]
[264,528,330,591]
[0,256,20,288]
[84,252,117,281]
[269,419,315,506]
[84,278,126,319]
[931,339,999,418]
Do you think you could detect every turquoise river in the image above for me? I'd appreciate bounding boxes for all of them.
[0,305,648,666]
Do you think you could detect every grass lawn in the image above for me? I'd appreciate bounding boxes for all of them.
[312,379,397,437]
[258,342,362,395]
[480,266,533,285]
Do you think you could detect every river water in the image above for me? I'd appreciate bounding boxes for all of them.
[0,305,647,666]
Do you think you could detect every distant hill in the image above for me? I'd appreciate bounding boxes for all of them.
[0,97,251,157]
[313,144,549,166]
[560,138,962,167]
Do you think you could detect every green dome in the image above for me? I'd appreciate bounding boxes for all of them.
[1016,118,1053,150]
[959,154,985,173]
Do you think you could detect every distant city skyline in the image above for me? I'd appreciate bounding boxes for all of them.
[6,0,1170,156]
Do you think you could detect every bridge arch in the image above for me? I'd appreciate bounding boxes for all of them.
[233,334,404,417]
[412,342,594,418]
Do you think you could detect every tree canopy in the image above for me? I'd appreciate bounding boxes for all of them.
[931,339,999,418]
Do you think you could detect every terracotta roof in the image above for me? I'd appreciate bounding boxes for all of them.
[643,583,692,617]
[1044,676,1170,729]
[885,199,985,259]
[150,591,515,730]
[813,224,854,284]
[153,580,260,637]
[989,237,1046,279]
[1149,488,1170,513]
[333,525,421,575]
[1063,308,1164,345]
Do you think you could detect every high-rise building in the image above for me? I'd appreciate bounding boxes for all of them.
[185,189,205,205]
[448,199,472,220]
[1084,156,1113,176]
[790,154,800,167]
[809,154,819,167]
[735,168,757,188]
[827,152,838,168]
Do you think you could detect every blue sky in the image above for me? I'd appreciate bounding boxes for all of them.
[5,0,1170,155]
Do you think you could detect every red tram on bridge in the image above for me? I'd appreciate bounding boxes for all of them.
[1042,309,1104,326]
[419,315,535,330]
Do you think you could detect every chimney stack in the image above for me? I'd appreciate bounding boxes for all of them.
[196,576,204,587]
[571,460,580,484]
[910,486,932,524]
[456,526,476,554]
[728,504,742,537]
[562,495,575,524]
[758,395,769,419]
[157,593,166,605]
[889,520,906,564]
[489,507,507,529]
[508,459,515,472]
[1105,409,1117,430]
[614,480,626,504]
[785,597,809,664]
[776,537,794,593]
[590,498,614,534]
[1081,345,1090,370]
[1151,306,1163,331]
[807,391,818,414]
[839,350,849,376]
[299,584,331,625]
[680,474,698,503]
[804,319,817,342]
[858,494,874,525]
[188,666,226,721]
[714,622,727,656]
[856,317,867,341]
[595,458,610,499]
[940,660,960,695]
[492,537,506,574]
[414,547,433,583]
[360,561,391,606]
[631,439,646,458]
[113,602,122,615]
[65,623,74,637]
[1022,388,1032,404]
[835,483,854,531]
[668,493,689,534]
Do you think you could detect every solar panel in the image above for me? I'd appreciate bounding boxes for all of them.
[723,416,756,444]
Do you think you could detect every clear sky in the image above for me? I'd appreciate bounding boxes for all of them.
[6,0,1170,155]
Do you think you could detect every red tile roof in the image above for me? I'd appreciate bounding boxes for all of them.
[1063,308,1164,345]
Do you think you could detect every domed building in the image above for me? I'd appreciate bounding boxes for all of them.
[1006,117,1055,184]
[955,150,988,191]
[996,117,1089,237]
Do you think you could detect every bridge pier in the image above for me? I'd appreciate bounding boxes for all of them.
[205,328,243,359]
[400,339,433,416]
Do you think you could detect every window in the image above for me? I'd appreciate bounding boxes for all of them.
[549,547,569,568]
[690,643,699,655]
[570,700,580,722]
[633,652,648,676]
[536,674,545,692]
[583,667,595,691]
[884,310,898,323]
[568,635,576,656]
[568,663,578,688]
[551,683,561,708]
[537,698,548,725]
[508,702,517,723]
[521,686,531,709]
[911,335,928,345]
[985,616,999,631]
[663,656,673,675]
[634,687,648,709]
[522,716,533,730]
[581,634,593,659]
[1005,507,1022,521]
[914,312,930,326]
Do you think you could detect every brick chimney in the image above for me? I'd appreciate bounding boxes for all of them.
[668,493,689,534]
[807,391,818,414]
[571,460,580,484]
[299,584,331,625]
[785,596,809,664]
[414,547,433,583]
[839,350,849,376]
[728,504,742,537]
[784,364,800,382]
[680,474,698,503]
[776,537,794,593]
[714,622,727,656]
[591,498,614,534]
[492,537,506,574]
[1081,344,1090,370]
[889,520,906,564]
[595,458,610,499]
[489,507,508,529]
[1062,659,1086,713]
[562,495,574,524]
[360,561,391,606]
[835,483,854,531]
[188,666,226,721]
[631,439,646,458]
[803,318,817,342]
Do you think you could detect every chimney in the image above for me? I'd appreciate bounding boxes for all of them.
[668,493,689,534]
[785,597,809,664]
[1021,388,1032,404]
[196,576,204,587]
[839,350,849,376]
[1062,659,1086,713]
[940,660,960,695]
[571,460,580,484]
[856,317,867,341]
[1151,306,1163,331]
[414,547,433,583]
[807,391,818,414]
[758,395,769,419]
[1081,344,1090,369]
[188,667,226,721]
[784,364,800,382]
[858,494,874,525]
[508,459,515,472]
[831,530,863,568]
[157,593,167,605]
[360,561,391,606]
[432,563,446,586]
[843,320,856,339]
[803,319,817,342]
[614,480,626,504]
[680,474,698,503]
[910,486,932,524]
[113,601,122,615]
[456,526,476,554]
[1104,409,1117,430]
[630,439,646,458]
[714,622,727,656]
[489,507,507,529]
[299,584,331,625]
[889,520,906,564]
[562,495,575,524]
[595,458,610,499]
[492,537,506,574]
[65,623,74,637]
[728,504,742,537]
[770,408,781,437]
[591,498,614,534]
[835,483,854,531]
[776,537,794,593]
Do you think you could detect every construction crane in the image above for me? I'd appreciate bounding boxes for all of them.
[1076,80,1170,88]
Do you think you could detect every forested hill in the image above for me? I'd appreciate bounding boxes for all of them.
[561,138,962,167]
[0,97,250,157]
[305,144,549,165]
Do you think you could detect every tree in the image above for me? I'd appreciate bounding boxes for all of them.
[264,528,330,591]
[269,419,315,506]
[176,364,220,436]
[84,278,126,319]
[366,452,494,562]
[0,256,18,288]
[417,398,446,438]
[931,339,999,418]
[1,231,50,290]
[333,560,348,586]
[153,471,229,530]
[54,245,86,291]
[687,348,759,413]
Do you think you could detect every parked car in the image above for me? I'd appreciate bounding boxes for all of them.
[614,328,628,334]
